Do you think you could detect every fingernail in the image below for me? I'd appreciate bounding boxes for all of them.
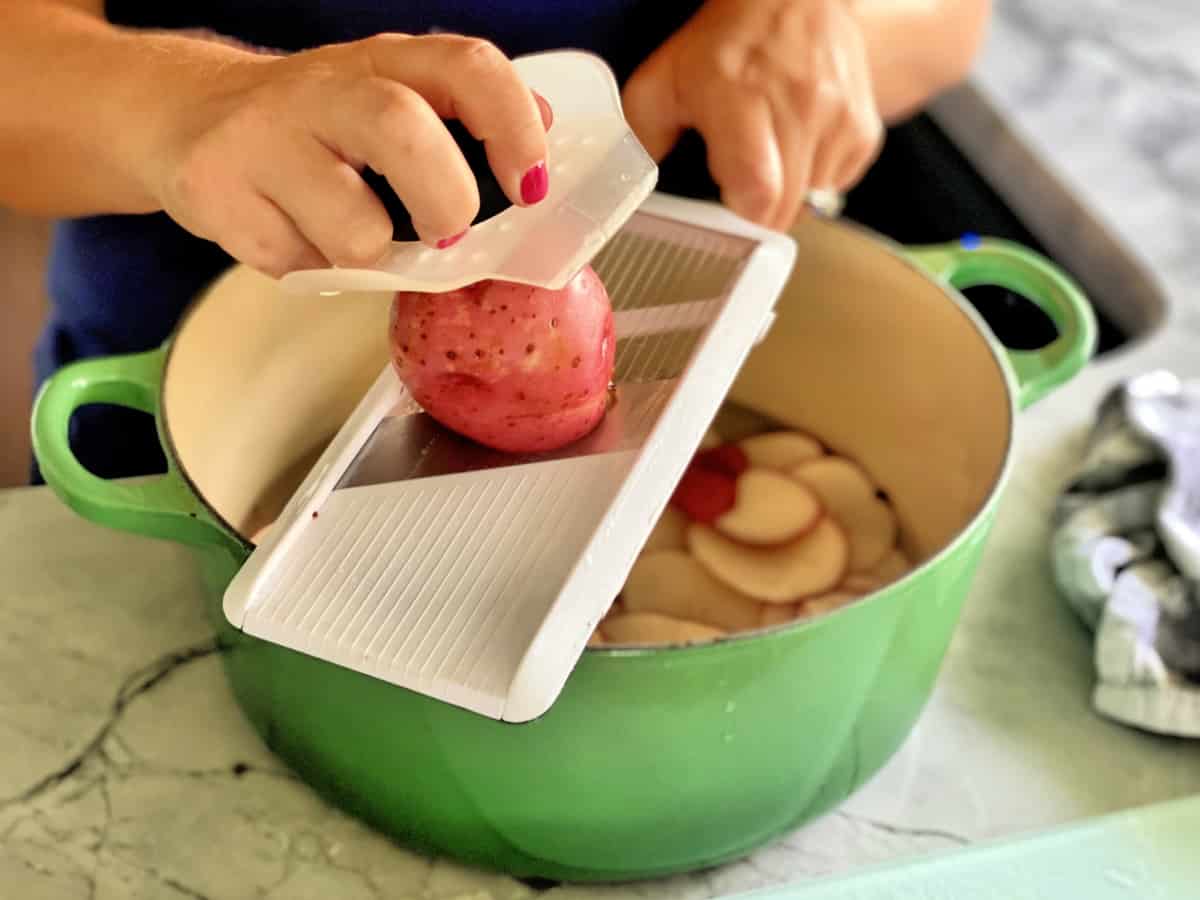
[436,230,466,250]
[520,162,549,205]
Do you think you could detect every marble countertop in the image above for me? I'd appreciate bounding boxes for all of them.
[4,2,1200,897]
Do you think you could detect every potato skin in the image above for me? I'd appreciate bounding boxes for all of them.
[389,265,615,453]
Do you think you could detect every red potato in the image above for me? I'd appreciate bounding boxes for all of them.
[790,457,897,572]
[622,550,763,631]
[643,505,689,554]
[670,461,737,523]
[603,612,727,646]
[715,468,822,545]
[389,265,615,454]
[688,517,848,602]
[695,444,749,478]
[669,443,750,523]
[739,431,824,471]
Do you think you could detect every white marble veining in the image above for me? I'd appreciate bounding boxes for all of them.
[3,2,1200,897]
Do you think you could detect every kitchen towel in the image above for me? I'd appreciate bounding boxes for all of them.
[1051,370,1200,739]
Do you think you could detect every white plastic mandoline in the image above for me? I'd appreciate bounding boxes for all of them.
[223,51,798,723]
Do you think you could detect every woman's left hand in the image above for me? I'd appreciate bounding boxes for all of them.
[622,0,884,231]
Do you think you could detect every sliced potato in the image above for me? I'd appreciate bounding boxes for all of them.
[603,612,726,646]
[841,572,886,595]
[739,431,823,470]
[622,550,762,631]
[870,548,912,583]
[758,603,800,627]
[715,469,822,546]
[688,517,848,602]
[791,456,897,572]
[643,505,689,553]
[799,591,858,617]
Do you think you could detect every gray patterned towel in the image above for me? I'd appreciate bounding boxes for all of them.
[1052,371,1200,738]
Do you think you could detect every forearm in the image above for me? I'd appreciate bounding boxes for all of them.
[0,1,258,217]
[848,0,992,122]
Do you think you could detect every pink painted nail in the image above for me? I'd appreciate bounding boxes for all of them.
[520,161,549,205]
[436,230,466,250]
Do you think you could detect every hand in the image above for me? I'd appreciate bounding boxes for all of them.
[147,34,553,277]
[622,0,883,231]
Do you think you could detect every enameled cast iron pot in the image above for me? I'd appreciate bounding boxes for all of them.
[32,207,1096,881]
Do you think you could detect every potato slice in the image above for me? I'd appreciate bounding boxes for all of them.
[799,591,858,617]
[790,457,897,572]
[622,550,762,631]
[604,612,726,646]
[841,572,886,595]
[699,428,723,450]
[587,629,607,647]
[870,548,912,583]
[643,506,689,553]
[739,431,824,471]
[759,603,800,627]
[688,518,848,602]
[715,469,821,546]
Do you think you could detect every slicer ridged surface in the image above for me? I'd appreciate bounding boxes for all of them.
[241,453,632,715]
[593,214,749,317]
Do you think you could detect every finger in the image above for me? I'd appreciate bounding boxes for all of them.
[622,49,687,162]
[808,110,851,194]
[832,126,881,190]
[832,53,884,189]
[217,193,327,279]
[826,16,884,191]
[252,133,394,267]
[533,90,554,131]
[766,92,818,231]
[323,77,480,244]
[692,84,783,225]
[811,107,878,196]
[361,35,550,207]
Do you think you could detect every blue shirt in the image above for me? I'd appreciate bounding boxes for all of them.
[37,0,712,481]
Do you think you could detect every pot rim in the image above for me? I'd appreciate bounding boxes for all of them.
[158,315,256,556]
[153,217,1055,656]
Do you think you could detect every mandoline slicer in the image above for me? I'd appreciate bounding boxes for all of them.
[223,52,798,724]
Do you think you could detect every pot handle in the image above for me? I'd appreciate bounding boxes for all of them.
[906,237,1097,409]
[31,347,237,549]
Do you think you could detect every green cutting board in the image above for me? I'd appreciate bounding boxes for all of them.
[730,795,1199,899]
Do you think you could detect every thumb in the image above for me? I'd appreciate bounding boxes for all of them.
[622,49,686,163]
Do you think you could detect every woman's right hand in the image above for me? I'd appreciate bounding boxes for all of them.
[148,33,553,278]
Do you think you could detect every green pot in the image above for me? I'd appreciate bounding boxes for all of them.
[31,212,1095,881]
